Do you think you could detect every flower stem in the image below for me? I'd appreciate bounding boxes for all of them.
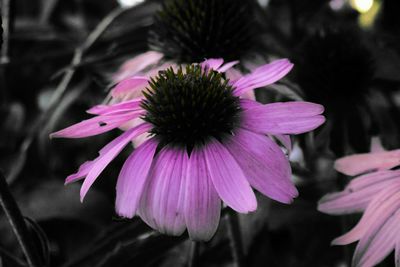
[188,241,199,267]
[226,211,244,267]
[0,171,40,267]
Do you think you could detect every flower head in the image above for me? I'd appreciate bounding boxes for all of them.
[296,27,376,156]
[149,0,256,63]
[318,148,400,267]
[52,58,325,241]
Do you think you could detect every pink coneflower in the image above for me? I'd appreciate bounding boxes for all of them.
[318,148,400,267]
[52,58,325,241]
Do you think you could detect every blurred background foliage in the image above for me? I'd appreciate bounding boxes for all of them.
[1,0,400,266]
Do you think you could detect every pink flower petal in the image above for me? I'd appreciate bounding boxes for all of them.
[225,129,298,204]
[115,138,158,218]
[241,102,325,135]
[111,76,149,97]
[138,147,188,235]
[201,58,224,71]
[50,110,144,139]
[204,138,257,213]
[331,181,400,245]
[352,205,400,267]
[225,67,243,82]
[217,60,239,73]
[233,59,294,96]
[65,161,94,184]
[87,98,142,115]
[239,99,262,110]
[395,233,400,267]
[274,134,292,152]
[113,51,163,82]
[79,123,151,201]
[335,149,400,176]
[184,147,221,241]
[318,170,400,215]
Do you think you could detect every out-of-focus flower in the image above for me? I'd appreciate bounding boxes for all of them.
[149,0,257,63]
[318,148,400,267]
[112,0,265,89]
[296,27,376,156]
[52,58,325,241]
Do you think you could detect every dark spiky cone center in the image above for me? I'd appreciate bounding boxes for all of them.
[149,0,255,63]
[297,29,374,106]
[141,65,242,151]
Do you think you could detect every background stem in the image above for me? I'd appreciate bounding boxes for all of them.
[0,171,40,267]
[226,211,244,267]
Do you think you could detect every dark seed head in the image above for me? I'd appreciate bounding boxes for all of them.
[141,64,242,151]
[149,0,255,63]
[296,27,375,106]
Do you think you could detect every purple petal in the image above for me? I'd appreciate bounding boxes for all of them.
[241,102,325,135]
[335,149,400,176]
[352,203,400,267]
[318,170,400,215]
[233,59,294,96]
[240,99,262,110]
[184,147,221,241]
[225,129,298,204]
[138,147,188,235]
[87,98,142,115]
[331,181,400,245]
[217,61,239,73]
[395,234,400,267]
[201,58,224,71]
[79,123,151,201]
[274,134,292,152]
[111,76,148,97]
[113,51,163,82]
[115,138,158,218]
[50,110,144,139]
[65,160,94,184]
[204,138,257,213]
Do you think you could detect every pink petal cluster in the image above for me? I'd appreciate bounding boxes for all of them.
[318,148,400,267]
[52,58,325,241]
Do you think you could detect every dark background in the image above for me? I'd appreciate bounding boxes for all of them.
[1,0,400,266]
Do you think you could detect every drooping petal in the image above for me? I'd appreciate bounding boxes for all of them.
[115,138,158,218]
[79,123,152,201]
[65,160,94,184]
[138,147,188,235]
[225,129,297,203]
[50,110,144,139]
[184,147,221,241]
[204,138,257,213]
[318,170,400,214]
[241,102,325,135]
[334,149,400,176]
[233,59,294,96]
[352,207,400,267]
[87,98,143,115]
[113,51,164,82]
[331,181,400,245]
[111,76,149,97]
